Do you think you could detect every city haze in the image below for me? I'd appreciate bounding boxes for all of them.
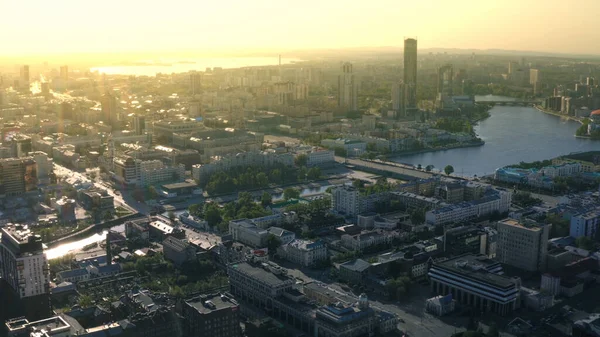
[3,0,600,60]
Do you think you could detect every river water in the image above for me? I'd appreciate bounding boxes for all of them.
[391,95,598,177]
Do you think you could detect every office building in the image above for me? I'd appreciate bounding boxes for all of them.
[403,38,418,108]
[20,65,30,91]
[60,65,68,82]
[189,100,202,118]
[0,157,38,197]
[133,114,146,135]
[569,210,600,238]
[530,68,540,86]
[9,134,32,158]
[101,93,118,128]
[228,219,269,248]
[190,72,202,96]
[113,157,185,187]
[428,254,520,315]
[277,239,327,267]
[391,82,407,118]
[496,218,550,272]
[163,236,196,266]
[330,185,360,217]
[314,294,376,337]
[181,293,241,337]
[437,64,454,97]
[338,63,358,111]
[0,225,51,319]
[31,151,52,184]
[443,226,487,257]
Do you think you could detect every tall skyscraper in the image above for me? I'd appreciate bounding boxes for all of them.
[133,114,146,135]
[529,69,540,85]
[20,65,30,91]
[587,77,595,87]
[391,82,407,118]
[59,65,68,82]
[437,64,454,98]
[190,72,202,96]
[0,157,38,197]
[403,38,418,109]
[508,61,519,75]
[0,224,51,319]
[338,62,357,111]
[101,92,118,128]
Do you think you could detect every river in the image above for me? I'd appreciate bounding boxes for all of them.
[391,95,598,177]
[90,57,302,76]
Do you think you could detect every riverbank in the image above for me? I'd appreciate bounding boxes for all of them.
[388,140,485,159]
[534,105,583,124]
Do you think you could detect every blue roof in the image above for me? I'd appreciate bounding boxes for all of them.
[58,268,88,279]
[97,264,121,274]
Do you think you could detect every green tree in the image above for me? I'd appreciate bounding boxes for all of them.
[425,165,433,172]
[307,167,321,180]
[148,185,159,199]
[261,192,273,208]
[203,203,222,227]
[168,211,175,221]
[266,234,282,252]
[78,295,93,308]
[188,203,203,217]
[295,154,308,167]
[366,142,378,152]
[334,147,347,157]
[576,236,595,250]
[444,165,454,176]
[283,188,300,200]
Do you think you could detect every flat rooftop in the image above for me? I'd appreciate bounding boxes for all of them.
[432,254,515,289]
[498,218,542,231]
[230,262,294,287]
[186,293,238,314]
[163,181,198,189]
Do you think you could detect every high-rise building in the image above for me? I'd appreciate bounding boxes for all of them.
[0,157,38,197]
[9,133,32,158]
[59,65,68,81]
[133,114,146,135]
[190,72,202,96]
[331,185,360,217]
[587,77,595,87]
[496,218,550,272]
[437,64,454,97]
[20,65,30,91]
[391,82,407,118]
[0,224,51,319]
[180,293,242,337]
[530,68,540,86]
[338,63,358,111]
[508,61,519,75]
[101,92,118,128]
[403,38,418,108]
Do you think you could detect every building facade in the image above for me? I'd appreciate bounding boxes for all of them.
[181,293,241,337]
[496,219,550,272]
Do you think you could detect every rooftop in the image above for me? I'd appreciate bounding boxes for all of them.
[431,254,516,289]
[186,293,239,314]
[498,218,543,231]
[340,259,371,272]
[229,261,294,287]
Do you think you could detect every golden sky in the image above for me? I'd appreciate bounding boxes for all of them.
[2,0,599,56]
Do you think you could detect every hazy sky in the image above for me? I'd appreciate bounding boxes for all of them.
[2,0,599,56]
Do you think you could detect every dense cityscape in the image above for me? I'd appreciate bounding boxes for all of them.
[3,7,600,337]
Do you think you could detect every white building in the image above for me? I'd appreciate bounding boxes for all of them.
[331,185,360,217]
[570,210,600,238]
[426,295,456,316]
[113,156,185,187]
[541,162,582,178]
[306,149,335,167]
[0,225,50,310]
[31,151,53,184]
[277,239,328,267]
[425,189,511,226]
[341,230,396,251]
[229,219,269,248]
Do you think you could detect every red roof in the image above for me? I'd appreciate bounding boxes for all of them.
[591,110,600,116]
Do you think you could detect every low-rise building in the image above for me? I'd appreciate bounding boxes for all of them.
[277,239,327,267]
[180,293,242,337]
[426,294,456,316]
[341,230,395,252]
[163,236,196,266]
[229,219,268,248]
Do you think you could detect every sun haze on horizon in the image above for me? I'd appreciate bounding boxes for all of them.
[2,0,600,58]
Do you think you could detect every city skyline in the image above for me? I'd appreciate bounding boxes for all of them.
[3,0,600,58]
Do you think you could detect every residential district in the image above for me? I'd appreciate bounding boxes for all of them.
[2,42,600,337]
